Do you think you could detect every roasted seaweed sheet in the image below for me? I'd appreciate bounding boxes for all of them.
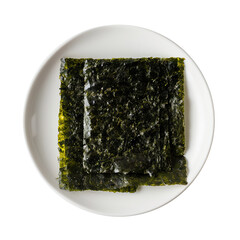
[163,59,185,156]
[58,57,186,192]
[83,58,172,175]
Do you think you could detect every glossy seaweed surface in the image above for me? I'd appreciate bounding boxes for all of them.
[58,57,186,192]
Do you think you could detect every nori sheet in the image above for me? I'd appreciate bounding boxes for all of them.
[163,58,185,156]
[58,58,137,192]
[83,58,171,175]
[58,57,186,192]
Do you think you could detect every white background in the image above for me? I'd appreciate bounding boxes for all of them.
[0,0,239,239]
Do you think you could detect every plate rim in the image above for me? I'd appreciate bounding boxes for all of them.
[24,24,215,217]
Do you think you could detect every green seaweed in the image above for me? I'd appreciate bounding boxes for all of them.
[83,58,170,175]
[163,58,185,156]
[58,57,187,192]
[58,58,137,192]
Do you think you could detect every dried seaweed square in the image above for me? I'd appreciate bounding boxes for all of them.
[58,57,187,192]
[83,58,172,175]
[58,58,137,192]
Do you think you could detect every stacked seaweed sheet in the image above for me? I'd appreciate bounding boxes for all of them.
[58,57,187,192]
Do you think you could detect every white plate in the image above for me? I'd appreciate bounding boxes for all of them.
[24,25,214,216]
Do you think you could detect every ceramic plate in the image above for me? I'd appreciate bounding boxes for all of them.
[24,25,214,216]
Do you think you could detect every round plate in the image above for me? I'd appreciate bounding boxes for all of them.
[24,25,214,216]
